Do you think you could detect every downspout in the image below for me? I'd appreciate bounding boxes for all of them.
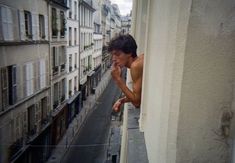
[78,0,81,92]
[47,0,53,114]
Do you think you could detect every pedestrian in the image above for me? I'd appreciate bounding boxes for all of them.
[108,34,144,112]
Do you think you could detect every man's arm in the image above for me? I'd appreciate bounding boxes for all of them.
[112,62,142,108]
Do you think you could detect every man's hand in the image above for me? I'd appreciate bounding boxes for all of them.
[111,62,122,81]
[112,99,122,112]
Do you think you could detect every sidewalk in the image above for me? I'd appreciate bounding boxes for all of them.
[47,69,112,163]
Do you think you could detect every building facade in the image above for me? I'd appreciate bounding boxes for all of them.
[66,0,81,126]
[79,0,95,104]
[121,14,131,34]
[92,0,103,91]
[49,0,68,151]
[0,0,51,162]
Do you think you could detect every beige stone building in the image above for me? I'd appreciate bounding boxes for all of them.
[121,0,235,163]
[0,0,50,162]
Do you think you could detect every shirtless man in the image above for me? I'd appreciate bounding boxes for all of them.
[108,34,144,112]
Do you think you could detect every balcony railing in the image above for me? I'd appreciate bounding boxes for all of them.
[61,64,65,72]
[53,100,59,109]
[60,95,65,102]
[53,66,59,75]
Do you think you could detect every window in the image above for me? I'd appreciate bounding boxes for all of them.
[28,105,36,135]
[41,97,48,123]
[75,53,77,68]
[35,102,41,126]
[9,65,17,105]
[60,46,66,72]
[61,79,66,102]
[52,8,57,36]
[53,82,59,109]
[60,11,65,37]
[69,0,72,18]
[0,65,17,110]
[69,54,72,72]
[74,28,77,45]
[88,55,92,70]
[24,11,32,38]
[74,1,77,20]
[52,47,59,74]
[74,76,77,91]
[69,79,72,96]
[39,15,45,39]
[1,67,8,110]
[69,27,72,45]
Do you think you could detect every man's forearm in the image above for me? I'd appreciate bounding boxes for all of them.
[119,96,130,104]
[115,77,139,106]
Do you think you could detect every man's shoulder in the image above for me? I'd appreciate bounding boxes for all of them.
[131,54,144,69]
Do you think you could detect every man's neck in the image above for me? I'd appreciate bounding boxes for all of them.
[126,56,137,68]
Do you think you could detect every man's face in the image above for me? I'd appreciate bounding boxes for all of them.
[111,50,131,67]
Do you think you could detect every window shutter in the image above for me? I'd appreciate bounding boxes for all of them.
[26,62,34,96]
[44,15,48,40]
[23,64,27,97]
[30,63,34,95]
[6,7,13,40]
[33,61,38,91]
[1,6,8,40]
[18,10,25,40]
[40,59,46,89]
[11,65,17,104]
[32,13,39,40]
[26,63,30,96]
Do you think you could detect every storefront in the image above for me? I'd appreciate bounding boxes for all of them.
[87,70,95,96]
[51,103,68,145]
[13,124,52,163]
[80,77,87,108]
[93,65,102,88]
[67,91,81,126]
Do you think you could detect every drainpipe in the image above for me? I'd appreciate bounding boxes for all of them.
[78,0,81,91]
[47,0,53,115]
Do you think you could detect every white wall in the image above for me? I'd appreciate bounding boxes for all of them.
[177,0,235,162]
[132,0,235,163]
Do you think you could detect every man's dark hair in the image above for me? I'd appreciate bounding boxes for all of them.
[108,34,137,58]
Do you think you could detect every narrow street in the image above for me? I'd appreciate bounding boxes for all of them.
[61,79,121,163]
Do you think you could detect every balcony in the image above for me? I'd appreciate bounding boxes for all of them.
[52,0,68,8]
[60,95,65,102]
[53,66,59,75]
[121,106,148,163]
[61,64,65,72]
[53,100,59,109]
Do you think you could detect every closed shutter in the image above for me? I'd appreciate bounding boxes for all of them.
[33,61,38,91]
[40,59,46,89]
[26,62,34,96]
[44,15,48,40]
[32,12,39,40]
[18,10,25,40]
[7,7,13,40]
[1,6,8,40]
